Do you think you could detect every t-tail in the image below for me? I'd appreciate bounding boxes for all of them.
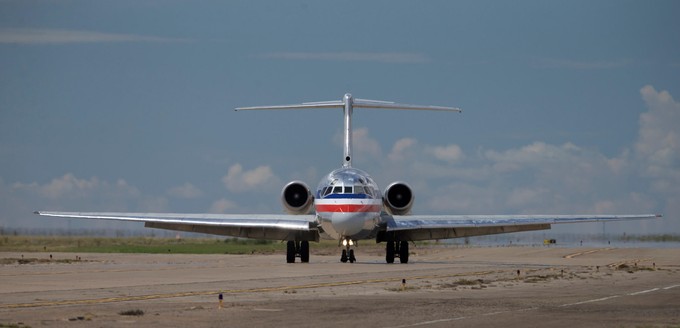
[236,93,461,167]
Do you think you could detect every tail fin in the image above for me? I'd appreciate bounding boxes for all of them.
[236,93,461,167]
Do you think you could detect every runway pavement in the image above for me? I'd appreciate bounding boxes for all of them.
[1,246,678,327]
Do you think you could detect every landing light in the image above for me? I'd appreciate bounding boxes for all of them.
[342,239,348,246]
[349,240,354,246]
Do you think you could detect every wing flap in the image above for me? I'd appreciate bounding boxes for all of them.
[390,224,552,241]
[144,221,319,241]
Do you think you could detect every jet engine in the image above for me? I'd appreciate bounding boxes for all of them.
[383,182,414,215]
[281,181,314,214]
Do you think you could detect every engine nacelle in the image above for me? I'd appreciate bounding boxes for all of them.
[281,181,314,214]
[383,182,414,215]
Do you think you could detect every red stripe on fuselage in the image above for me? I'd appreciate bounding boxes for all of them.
[315,204,382,213]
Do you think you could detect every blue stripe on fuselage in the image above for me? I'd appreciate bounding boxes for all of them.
[322,193,370,199]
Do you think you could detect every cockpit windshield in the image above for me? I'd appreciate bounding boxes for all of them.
[317,168,379,199]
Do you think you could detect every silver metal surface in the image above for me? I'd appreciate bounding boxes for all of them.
[383,214,660,241]
[343,93,353,167]
[36,211,315,232]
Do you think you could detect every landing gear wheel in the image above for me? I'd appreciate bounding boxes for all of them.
[386,241,395,264]
[341,249,348,263]
[286,241,295,263]
[399,241,409,264]
[349,249,356,263]
[300,241,310,263]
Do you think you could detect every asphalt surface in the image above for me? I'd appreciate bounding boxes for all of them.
[1,246,678,327]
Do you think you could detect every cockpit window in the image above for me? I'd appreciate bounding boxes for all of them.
[318,168,379,199]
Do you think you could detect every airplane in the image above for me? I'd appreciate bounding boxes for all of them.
[36,93,662,264]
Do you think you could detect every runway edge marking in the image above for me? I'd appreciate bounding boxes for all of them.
[563,248,614,259]
[560,283,679,307]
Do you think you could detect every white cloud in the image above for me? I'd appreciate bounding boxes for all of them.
[428,144,465,163]
[260,52,430,64]
[372,103,670,222]
[352,127,382,159]
[388,138,418,161]
[324,87,674,233]
[375,87,676,235]
[384,139,467,177]
[636,86,680,176]
[1,174,170,230]
[222,164,280,193]
[167,183,203,199]
[0,28,186,44]
[483,142,582,171]
[12,173,140,200]
[633,85,680,218]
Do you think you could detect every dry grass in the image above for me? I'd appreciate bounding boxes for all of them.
[118,309,144,316]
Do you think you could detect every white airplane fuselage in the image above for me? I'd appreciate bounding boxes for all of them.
[314,167,383,240]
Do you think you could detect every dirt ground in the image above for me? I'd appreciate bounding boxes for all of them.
[1,246,679,327]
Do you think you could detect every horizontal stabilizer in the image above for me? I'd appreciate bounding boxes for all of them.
[235,94,461,112]
[235,101,343,111]
[353,98,461,112]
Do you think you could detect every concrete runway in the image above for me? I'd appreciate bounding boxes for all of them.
[1,246,679,327]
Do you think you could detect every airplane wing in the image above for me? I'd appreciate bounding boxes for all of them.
[383,214,662,241]
[34,211,320,241]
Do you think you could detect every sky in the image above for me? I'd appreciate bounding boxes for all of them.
[1,1,678,236]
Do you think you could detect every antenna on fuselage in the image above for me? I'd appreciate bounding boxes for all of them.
[236,93,461,167]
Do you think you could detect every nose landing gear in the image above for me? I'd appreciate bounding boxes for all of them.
[340,238,356,263]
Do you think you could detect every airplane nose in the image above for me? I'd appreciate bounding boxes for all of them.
[331,214,364,237]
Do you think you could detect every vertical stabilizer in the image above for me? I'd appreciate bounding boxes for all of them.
[342,93,354,167]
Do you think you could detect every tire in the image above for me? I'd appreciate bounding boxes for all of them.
[386,241,395,264]
[300,241,310,263]
[399,241,409,264]
[286,241,295,263]
[349,249,356,263]
[341,249,348,263]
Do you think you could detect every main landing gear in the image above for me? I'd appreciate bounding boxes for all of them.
[385,240,409,264]
[340,238,356,263]
[286,240,309,263]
